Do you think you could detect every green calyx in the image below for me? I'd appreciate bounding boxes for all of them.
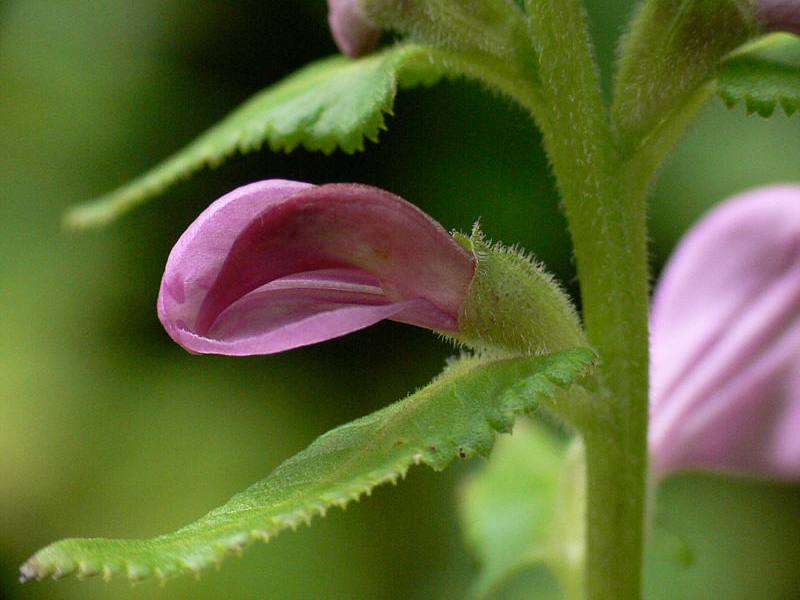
[360,0,536,80]
[447,228,587,358]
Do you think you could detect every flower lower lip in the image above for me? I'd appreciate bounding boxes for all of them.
[205,268,392,337]
[198,266,459,344]
[172,298,449,356]
[249,270,389,297]
[202,267,392,335]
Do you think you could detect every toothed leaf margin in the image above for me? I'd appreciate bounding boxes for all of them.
[65,44,447,229]
[718,33,800,117]
[21,348,595,584]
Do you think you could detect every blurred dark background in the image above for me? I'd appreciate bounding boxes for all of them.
[2,1,800,599]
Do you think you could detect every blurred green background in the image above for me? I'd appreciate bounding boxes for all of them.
[2,1,799,599]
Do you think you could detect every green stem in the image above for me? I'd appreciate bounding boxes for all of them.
[524,1,650,598]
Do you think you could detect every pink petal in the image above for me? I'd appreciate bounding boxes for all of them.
[158,180,475,355]
[650,185,800,480]
[773,362,800,470]
[327,0,381,58]
[758,0,800,34]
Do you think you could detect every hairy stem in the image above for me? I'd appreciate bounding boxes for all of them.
[524,1,650,598]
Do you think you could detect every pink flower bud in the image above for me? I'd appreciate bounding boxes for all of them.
[650,185,800,480]
[757,0,800,34]
[157,180,475,356]
[327,0,382,58]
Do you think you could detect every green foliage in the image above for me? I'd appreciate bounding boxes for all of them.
[717,33,800,117]
[459,421,566,599]
[21,348,595,585]
[462,429,800,600]
[64,44,446,229]
[461,423,587,600]
[645,473,800,599]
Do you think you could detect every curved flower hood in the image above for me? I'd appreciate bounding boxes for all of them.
[157,180,476,356]
[650,185,800,480]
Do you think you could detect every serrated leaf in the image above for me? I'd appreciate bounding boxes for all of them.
[64,44,447,229]
[21,348,595,585]
[718,33,800,117]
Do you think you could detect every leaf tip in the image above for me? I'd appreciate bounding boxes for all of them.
[62,195,126,231]
[62,205,97,231]
[19,559,40,583]
[19,550,78,583]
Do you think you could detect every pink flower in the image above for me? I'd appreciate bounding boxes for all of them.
[327,0,382,58]
[650,185,800,480]
[757,0,800,34]
[157,180,475,356]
